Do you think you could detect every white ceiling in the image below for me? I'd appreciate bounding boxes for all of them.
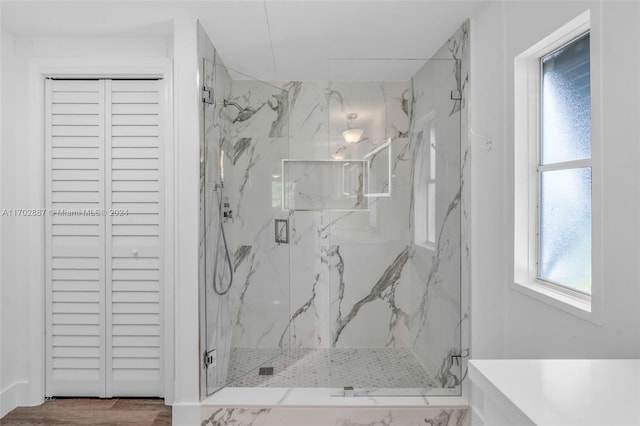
[1,0,487,81]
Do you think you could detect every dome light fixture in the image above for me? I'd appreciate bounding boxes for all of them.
[341,113,364,143]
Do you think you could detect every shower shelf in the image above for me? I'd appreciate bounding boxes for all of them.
[281,139,392,212]
[281,159,369,211]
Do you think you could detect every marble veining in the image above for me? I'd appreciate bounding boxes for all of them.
[327,245,345,323]
[232,137,252,165]
[267,82,294,137]
[412,146,467,343]
[333,247,410,346]
[278,273,321,348]
[424,409,469,426]
[233,221,273,338]
[202,407,271,426]
[234,142,259,226]
[233,245,251,272]
[447,22,469,118]
[201,406,470,426]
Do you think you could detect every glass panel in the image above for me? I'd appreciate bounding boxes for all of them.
[363,138,392,197]
[429,127,436,180]
[541,33,591,164]
[201,51,249,396]
[413,114,437,250]
[221,76,291,389]
[199,39,228,396]
[282,160,368,211]
[427,182,436,244]
[199,22,291,397]
[202,53,465,398]
[328,58,462,397]
[539,167,592,293]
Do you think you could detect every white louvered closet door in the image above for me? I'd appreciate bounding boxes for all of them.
[45,79,163,398]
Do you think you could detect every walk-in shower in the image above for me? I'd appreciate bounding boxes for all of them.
[197,20,470,410]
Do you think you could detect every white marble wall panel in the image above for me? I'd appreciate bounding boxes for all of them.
[287,81,330,159]
[227,80,291,351]
[384,82,412,139]
[322,81,415,351]
[329,241,411,348]
[287,211,331,348]
[201,406,469,426]
[226,78,420,355]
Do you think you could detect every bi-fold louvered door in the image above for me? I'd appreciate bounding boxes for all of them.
[45,79,163,397]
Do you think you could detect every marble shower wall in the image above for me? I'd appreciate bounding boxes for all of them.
[202,406,470,426]
[406,21,470,389]
[218,22,469,393]
[198,22,235,395]
[226,79,417,353]
[224,80,291,351]
[326,82,414,349]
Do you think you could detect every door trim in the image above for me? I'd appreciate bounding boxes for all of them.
[27,57,175,404]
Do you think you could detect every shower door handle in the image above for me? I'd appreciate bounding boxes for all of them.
[275,219,289,244]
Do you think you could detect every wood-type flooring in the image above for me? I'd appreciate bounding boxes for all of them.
[0,398,171,425]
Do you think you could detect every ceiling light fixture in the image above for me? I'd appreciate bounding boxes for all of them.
[342,113,364,143]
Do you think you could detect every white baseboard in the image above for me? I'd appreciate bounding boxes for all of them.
[172,401,201,426]
[0,381,28,418]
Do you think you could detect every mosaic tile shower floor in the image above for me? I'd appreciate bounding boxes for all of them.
[225,348,437,388]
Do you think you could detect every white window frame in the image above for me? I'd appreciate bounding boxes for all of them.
[514,10,603,324]
[414,112,437,251]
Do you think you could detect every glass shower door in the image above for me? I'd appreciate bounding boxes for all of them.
[204,67,292,393]
[202,55,236,396]
[327,59,463,397]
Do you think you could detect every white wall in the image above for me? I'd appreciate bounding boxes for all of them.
[171,15,202,426]
[0,29,30,418]
[470,1,640,359]
[0,13,208,423]
[0,33,172,417]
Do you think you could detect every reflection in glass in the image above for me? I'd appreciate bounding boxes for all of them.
[363,138,392,197]
[413,115,437,249]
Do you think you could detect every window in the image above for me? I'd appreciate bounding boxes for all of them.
[514,10,601,322]
[413,114,436,249]
[538,32,592,294]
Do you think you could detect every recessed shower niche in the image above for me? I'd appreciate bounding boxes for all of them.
[281,138,392,211]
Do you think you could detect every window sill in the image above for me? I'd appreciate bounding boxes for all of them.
[512,280,602,326]
[415,241,436,252]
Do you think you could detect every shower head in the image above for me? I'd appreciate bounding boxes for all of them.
[223,99,255,123]
[223,99,243,112]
